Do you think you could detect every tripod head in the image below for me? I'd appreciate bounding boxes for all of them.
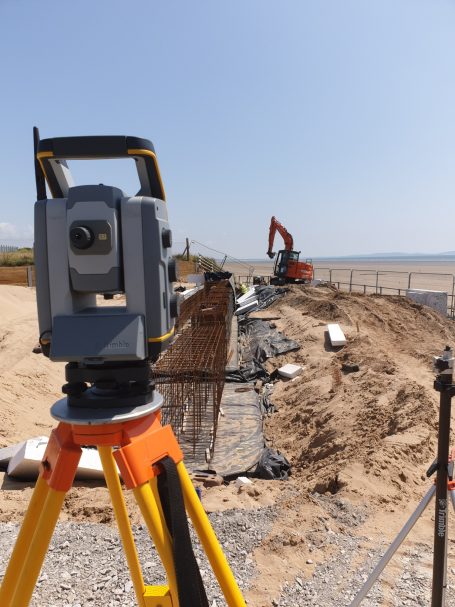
[33,128,178,410]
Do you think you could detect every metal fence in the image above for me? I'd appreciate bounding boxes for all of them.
[313,267,455,316]
[234,268,455,317]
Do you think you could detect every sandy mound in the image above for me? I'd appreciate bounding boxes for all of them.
[0,286,63,447]
[255,285,455,505]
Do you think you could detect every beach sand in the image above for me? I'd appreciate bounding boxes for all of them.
[224,258,455,294]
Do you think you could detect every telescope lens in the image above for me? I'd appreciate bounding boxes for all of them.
[70,226,94,250]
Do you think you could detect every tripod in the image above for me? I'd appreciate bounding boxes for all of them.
[351,346,455,607]
[0,390,246,607]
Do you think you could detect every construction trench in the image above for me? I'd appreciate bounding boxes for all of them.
[152,277,275,478]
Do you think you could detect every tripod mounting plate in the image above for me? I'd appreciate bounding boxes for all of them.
[50,390,163,425]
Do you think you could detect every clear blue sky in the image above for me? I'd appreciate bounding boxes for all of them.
[1,0,454,258]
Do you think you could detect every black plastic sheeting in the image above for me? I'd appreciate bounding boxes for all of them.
[243,318,300,362]
[254,286,288,311]
[253,447,291,480]
[226,317,300,383]
[223,286,295,480]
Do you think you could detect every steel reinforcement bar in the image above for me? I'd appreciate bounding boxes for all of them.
[152,280,234,458]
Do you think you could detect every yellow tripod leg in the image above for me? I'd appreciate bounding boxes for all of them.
[0,476,50,606]
[98,446,147,607]
[177,462,247,607]
[133,481,179,606]
[10,486,66,607]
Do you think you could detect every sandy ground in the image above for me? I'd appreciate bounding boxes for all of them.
[2,282,455,605]
[243,284,455,605]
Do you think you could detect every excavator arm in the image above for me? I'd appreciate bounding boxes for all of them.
[266,216,294,258]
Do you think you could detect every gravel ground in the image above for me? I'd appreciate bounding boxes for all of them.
[276,539,455,607]
[0,507,276,607]
[1,497,454,606]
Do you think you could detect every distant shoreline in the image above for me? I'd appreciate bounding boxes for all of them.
[236,255,455,264]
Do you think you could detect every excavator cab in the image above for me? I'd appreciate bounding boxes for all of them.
[274,250,299,279]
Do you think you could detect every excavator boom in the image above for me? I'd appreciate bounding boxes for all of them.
[267,216,294,258]
[265,215,314,284]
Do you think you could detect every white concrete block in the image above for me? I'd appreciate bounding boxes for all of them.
[327,323,347,347]
[235,476,253,488]
[406,289,448,316]
[6,437,107,480]
[0,439,28,469]
[237,288,256,305]
[7,437,48,478]
[77,448,108,480]
[278,364,303,379]
[235,299,258,315]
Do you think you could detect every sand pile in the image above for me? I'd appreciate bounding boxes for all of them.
[0,286,62,448]
[256,285,455,506]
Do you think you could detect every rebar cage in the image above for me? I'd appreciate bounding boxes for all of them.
[152,280,234,460]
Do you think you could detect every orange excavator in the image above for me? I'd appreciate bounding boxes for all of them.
[266,216,314,285]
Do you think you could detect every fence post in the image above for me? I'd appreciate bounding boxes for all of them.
[349,270,353,292]
[451,278,455,319]
[375,271,379,294]
[27,266,33,287]
[408,273,412,289]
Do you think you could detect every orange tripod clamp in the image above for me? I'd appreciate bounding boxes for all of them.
[38,412,183,492]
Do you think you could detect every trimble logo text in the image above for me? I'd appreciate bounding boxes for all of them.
[104,340,130,349]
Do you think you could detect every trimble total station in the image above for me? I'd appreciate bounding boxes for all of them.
[33,128,179,408]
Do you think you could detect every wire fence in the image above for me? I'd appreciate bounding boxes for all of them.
[178,239,255,277]
[0,245,19,253]
[234,267,455,318]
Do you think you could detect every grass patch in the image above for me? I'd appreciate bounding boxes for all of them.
[0,248,34,267]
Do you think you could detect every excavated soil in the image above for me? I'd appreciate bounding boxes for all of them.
[241,285,455,605]
[257,285,453,505]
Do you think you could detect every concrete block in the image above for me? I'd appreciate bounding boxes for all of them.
[235,476,253,488]
[278,364,303,379]
[0,439,30,469]
[406,289,448,316]
[237,288,256,305]
[6,437,107,480]
[327,323,347,347]
[235,299,258,315]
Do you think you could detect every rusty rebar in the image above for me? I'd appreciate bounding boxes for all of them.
[152,280,233,458]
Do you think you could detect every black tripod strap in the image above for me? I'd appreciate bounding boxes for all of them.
[157,457,209,607]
